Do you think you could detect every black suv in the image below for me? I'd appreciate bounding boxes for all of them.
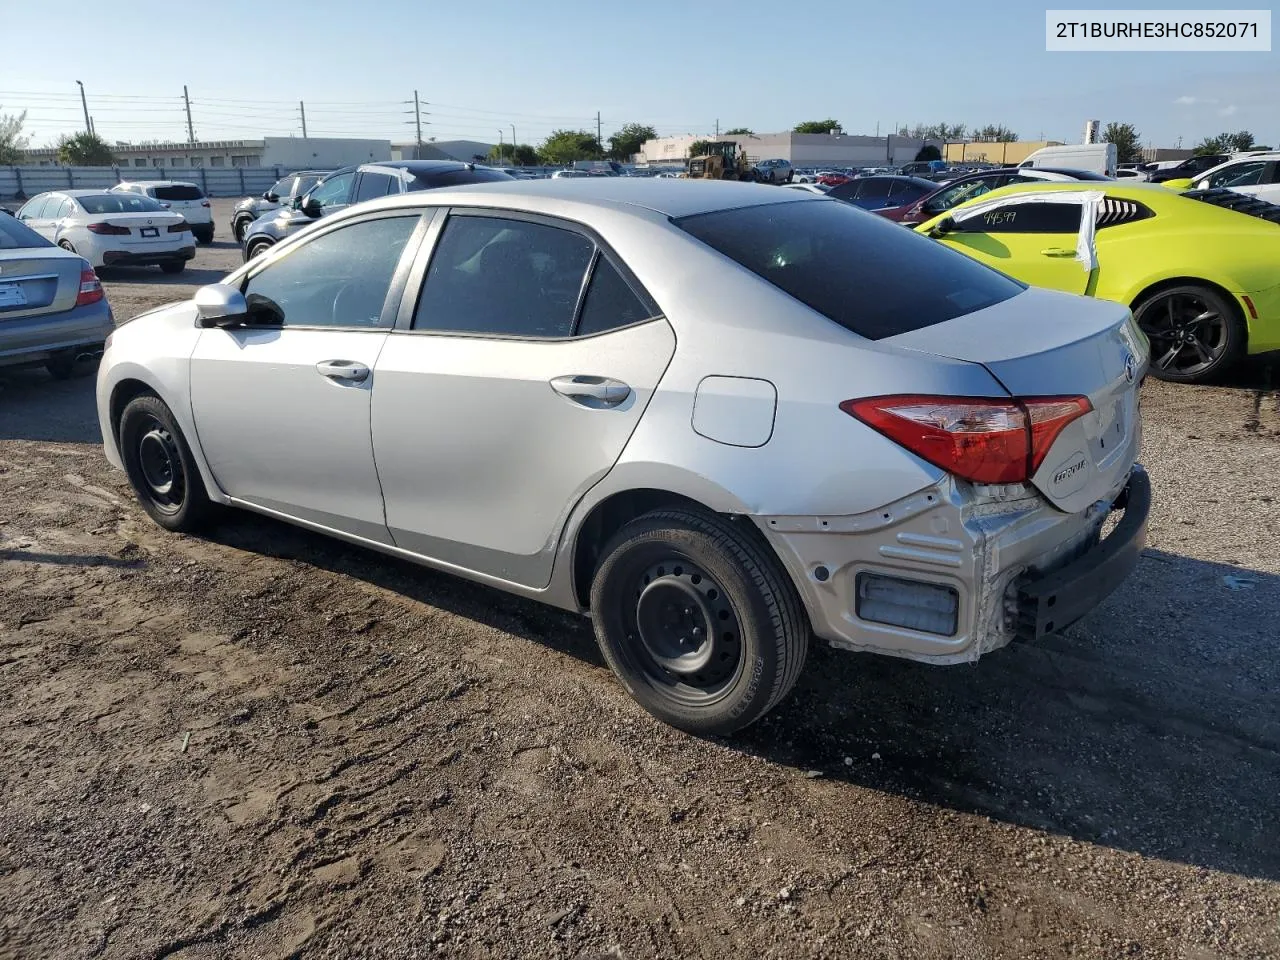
[241,161,513,260]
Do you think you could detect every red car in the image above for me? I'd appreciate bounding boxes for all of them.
[816,172,852,187]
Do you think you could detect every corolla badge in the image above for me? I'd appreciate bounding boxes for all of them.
[1123,352,1137,384]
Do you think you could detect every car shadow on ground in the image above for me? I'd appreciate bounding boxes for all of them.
[201,507,1280,882]
[97,265,228,286]
[0,371,101,443]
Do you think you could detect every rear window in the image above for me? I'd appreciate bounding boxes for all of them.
[153,185,204,201]
[0,213,52,249]
[676,200,1024,340]
[78,194,167,214]
[406,168,515,191]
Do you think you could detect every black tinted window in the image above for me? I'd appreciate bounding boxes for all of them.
[242,215,419,328]
[677,200,1022,340]
[153,185,203,201]
[826,181,861,201]
[414,215,594,337]
[406,168,514,191]
[0,213,52,249]
[354,172,397,202]
[77,194,166,214]
[856,178,892,199]
[956,201,1081,233]
[576,257,655,336]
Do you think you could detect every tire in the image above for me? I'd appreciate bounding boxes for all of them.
[233,219,250,243]
[57,239,77,255]
[247,239,273,260]
[118,393,214,532]
[45,352,79,380]
[194,226,214,245]
[160,260,186,275]
[589,508,808,735]
[1133,284,1246,384]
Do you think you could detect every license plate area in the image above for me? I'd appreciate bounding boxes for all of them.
[0,281,29,308]
[140,227,159,238]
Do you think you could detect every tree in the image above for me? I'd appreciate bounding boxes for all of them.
[538,129,602,165]
[56,132,116,166]
[972,125,1018,142]
[1102,122,1143,164]
[487,142,538,166]
[793,119,843,134]
[914,145,942,162]
[1195,130,1255,155]
[901,123,967,141]
[607,123,656,161]
[0,107,28,165]
[723,127,754,136]
[687,139,714,158]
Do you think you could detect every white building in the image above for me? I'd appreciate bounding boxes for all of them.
[391,140,496,163]
[22,137,391,169]
[638,131,942,168]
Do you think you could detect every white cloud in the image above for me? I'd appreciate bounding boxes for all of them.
[1174,95,1218,106]
[1218,104,1239,117]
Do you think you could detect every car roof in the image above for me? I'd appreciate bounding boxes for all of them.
[116,180,200,187]
[353,177,814,219]
[958,181,1185,204]
[47,189,153,198]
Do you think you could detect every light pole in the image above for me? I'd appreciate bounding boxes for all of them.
[75,80,91,134]
[511,124,517,164]
[498,129,504,164]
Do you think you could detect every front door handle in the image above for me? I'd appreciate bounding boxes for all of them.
[316,359,370,383]
[1040,247,1075,258]
[549,375,631,408]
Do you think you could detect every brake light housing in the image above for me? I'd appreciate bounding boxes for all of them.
[841,394,1092,484]
[168,222,190,233]
[75,266,104,306]
[87,222,130,235]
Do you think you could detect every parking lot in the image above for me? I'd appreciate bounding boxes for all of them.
[1,198,1279,959]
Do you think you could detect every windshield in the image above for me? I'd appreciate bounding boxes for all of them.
[676,199,1023,340]
[0,213,52,249]
[77,194,167,214]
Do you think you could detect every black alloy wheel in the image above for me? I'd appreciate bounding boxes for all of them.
[1133,285,1244,383]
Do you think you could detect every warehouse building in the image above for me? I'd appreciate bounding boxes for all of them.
[638,131,943,168]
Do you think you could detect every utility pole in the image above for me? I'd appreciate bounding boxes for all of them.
[498,128,504,160]
[413,89,423,160]
[596,111,602,150]
[75,80,90,134]
[299,101,307,138]
[183,85,195,143]
[511,124,516,159]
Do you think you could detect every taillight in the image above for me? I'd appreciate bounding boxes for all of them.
[87,222,130,235]
[168,222,189,233]
[75,266,104,306]
[840,394,1092,484]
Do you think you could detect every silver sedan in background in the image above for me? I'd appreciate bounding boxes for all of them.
[96,180,1150,734]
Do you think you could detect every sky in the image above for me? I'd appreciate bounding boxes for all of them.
[2,0,1276,150]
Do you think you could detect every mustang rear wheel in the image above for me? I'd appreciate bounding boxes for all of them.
[118,394,214,532]
[590,508,808,735]
[1133,284,1244,384]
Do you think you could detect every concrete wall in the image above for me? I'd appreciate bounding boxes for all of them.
[262,137,390,167]
[0,165,299,201]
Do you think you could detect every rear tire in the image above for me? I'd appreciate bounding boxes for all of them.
[45,352,80,380]
[1133,284,1245,384]
[118,394,214,532]
[194,226,214,245]
[589,508,808,735]
[160,261,186,275]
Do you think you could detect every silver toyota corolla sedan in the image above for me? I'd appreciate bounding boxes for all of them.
[96,179,1151,734]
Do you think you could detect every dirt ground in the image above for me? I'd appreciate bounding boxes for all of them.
[1,199,1279,960]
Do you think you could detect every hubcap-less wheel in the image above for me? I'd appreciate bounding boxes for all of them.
[136,418,185,514]
[1136,291,1228,378]
[625,559,743,704]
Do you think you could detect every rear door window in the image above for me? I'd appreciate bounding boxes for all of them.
[413,214,595,338]
[18,196,53,220]
[677,199,1022,340]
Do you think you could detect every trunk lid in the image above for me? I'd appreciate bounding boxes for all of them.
[885,286,1147,513]
[101,212,188,247]
[0,250,84,320]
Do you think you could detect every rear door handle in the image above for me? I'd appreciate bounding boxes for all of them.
[549,375,631,407]
[316,359,370,383]
[1040,247,1075,258]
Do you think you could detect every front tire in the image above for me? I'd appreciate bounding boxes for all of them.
[118,394,214,532]
[233,219,250,243]
[1133,284,1245,384]
[247,239,273,260]
[590,508,808,735]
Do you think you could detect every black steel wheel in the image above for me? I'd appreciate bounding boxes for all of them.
[118,394,214,532]
[590,508,808,735]
[1133,284,1244,384]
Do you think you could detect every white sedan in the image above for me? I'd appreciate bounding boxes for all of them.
[15,190,195,273]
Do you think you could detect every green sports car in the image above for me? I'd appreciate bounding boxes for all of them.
[915,181,1280,382]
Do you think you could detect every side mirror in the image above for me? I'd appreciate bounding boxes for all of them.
[264,191,278,202]
[301,196,322,218]
[927,216,957,238]
[194,283,249,328]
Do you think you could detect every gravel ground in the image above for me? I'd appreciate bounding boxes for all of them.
[1,199,1278,960]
